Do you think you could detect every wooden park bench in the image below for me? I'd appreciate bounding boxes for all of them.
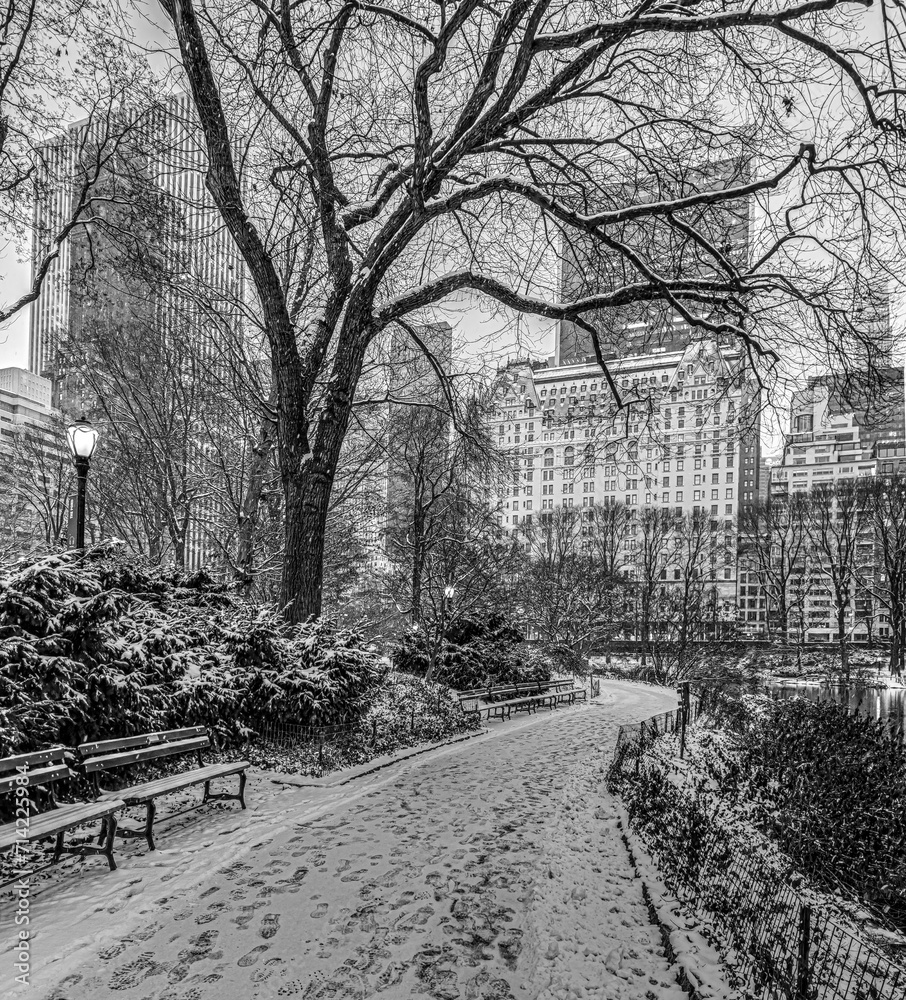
[458,677,576,704]
[0,749,125,879]
[74,727,249,852]
[467,683,589,722]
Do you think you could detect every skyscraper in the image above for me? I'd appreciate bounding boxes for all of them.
[556,156,751,366]
[28,93,242,394]
[26,94,245,570]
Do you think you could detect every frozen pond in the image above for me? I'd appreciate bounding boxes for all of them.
[765,680,906,739]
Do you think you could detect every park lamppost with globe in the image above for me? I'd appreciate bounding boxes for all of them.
[66,417,99,549]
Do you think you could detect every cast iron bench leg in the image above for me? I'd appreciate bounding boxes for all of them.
[97,815,108,845]
[53,832,64,864]
[203,780,211,804]
[144,801,157,851]
[104,815,118,871]
[238,771,248,810]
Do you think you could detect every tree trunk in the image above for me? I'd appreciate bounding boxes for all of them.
[410,508,426,625]
[280,468,332,622]
[837,601,849,684]
[234,414,276,592]
[277,321,368,623]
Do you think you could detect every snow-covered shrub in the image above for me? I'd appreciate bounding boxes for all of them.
[0,544,383,751]
[730,699,906,927]
[622,764,734,891]
[243,672,478,775]
[686,694,906,932]
[393,613,552,690]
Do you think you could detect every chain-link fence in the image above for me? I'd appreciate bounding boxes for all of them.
[608,700,906,1000]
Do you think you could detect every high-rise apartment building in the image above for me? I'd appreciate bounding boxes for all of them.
[490,339,761,611]
[771,368,906,495]
[755,367,906,642]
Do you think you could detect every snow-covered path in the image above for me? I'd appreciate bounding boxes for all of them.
[5,681,684,1000]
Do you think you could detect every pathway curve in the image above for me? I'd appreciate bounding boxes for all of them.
[6,681,683,1000]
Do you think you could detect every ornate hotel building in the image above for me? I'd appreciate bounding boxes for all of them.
[489,339,763,611]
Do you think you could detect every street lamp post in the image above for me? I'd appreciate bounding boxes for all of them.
[443,584,456,625]
[66,417,99,549]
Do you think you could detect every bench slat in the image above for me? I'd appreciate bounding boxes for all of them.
[0,799,125,850]
[79,737,209,774]
[0,747,70,776]
[113,761,250,804]
[0,764,72,795]
[78,727,208,756]
[458,678,576,701]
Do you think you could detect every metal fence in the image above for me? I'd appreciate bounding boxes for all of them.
[256,709,436,759]
[608,705,906,1000]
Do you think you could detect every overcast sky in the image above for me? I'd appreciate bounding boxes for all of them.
[1,2,901,459]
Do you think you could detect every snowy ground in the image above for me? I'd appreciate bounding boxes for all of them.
[1,681,693,1000]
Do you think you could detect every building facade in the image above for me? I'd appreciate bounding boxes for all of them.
[758,367,906,643]
[489,339,762,616]
[26,94,244,571]
[555,156,751,367]
[0,368,67,558]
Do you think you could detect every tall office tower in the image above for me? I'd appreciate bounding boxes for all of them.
[337,321,455,577]
[556,157,751,366]
[26,94,245,570]
[852,277,894,363]
[383,321,455,569]
[490,338,761,613]
[0,368,65,557]
[29,94,241,389]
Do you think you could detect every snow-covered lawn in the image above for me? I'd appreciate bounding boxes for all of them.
[0,681,716,1000]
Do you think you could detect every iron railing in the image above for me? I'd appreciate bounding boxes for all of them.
[608,703,906,1000]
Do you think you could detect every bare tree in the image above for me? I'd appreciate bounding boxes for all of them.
[383,384,509,658]
[632,506,674,662]
[859,473,906,677]
[0,417,71,559]
[518,504,628,673]
[585,501,629,578]
[153,0,906,621]
[662,510,726,677]
[738,494,811,642]
[803,480,871,680]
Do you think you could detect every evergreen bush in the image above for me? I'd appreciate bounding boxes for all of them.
[707,697,906,930]
[392,612,552,690]
[0,543,384,751]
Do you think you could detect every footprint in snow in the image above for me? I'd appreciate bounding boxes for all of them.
[237,943,269,967]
